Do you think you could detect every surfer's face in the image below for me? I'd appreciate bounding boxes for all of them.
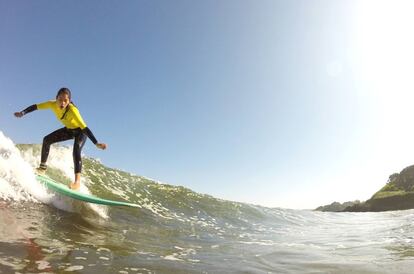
[56,94,70,109]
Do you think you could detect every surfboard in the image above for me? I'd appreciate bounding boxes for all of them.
[36,174,140,208]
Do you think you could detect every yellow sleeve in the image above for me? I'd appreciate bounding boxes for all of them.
[70,106,87,129]
[36,101,55,110]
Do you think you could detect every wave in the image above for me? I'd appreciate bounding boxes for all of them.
[1,130,307,229]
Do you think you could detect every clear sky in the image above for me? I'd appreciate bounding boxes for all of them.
[2,0,414,209]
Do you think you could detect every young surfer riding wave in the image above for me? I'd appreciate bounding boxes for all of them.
[14,87,107,190]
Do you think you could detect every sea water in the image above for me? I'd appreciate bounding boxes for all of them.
[1,131,414,274]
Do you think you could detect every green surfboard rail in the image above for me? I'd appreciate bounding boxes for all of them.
[36,174,140,208]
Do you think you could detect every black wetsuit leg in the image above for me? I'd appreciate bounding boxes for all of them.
[41,127,73,165]
[73,130,87,173]
[41,127,87,173]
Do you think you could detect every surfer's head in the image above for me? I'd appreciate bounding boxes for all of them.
[56,87,71,109]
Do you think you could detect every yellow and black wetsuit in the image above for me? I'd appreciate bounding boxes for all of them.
[22,101,98,173]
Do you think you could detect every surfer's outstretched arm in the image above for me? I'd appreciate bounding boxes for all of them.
[82,128,107,150]
[14,104,37,117]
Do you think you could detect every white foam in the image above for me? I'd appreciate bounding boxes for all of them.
[163,254,183,261]
[163,246,197,262]
[35,260,51,270]
[0,131,52,203]
[64,265,84,271]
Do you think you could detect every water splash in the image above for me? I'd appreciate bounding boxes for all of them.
[0,131,107,218]
[0,131,51,203]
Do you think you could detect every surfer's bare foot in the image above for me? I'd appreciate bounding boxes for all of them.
[35,163,47,175]
[69,182,80,190]
[35,167,46,175]
[70,173,82,190]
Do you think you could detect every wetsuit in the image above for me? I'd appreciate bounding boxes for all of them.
[21,101,98,173]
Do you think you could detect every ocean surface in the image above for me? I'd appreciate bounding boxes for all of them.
[1,130,414,274]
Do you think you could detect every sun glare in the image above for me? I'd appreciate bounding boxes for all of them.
[352,0,414,150]
[353,0,414,100]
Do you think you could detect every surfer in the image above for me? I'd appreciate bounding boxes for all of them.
[14,87,107,190]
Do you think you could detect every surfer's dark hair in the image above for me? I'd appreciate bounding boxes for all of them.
[56,87,72,100]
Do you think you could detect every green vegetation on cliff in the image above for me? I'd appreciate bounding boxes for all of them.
[344,165,414,212]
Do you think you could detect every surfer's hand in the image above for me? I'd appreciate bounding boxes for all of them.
[96,143,107,150]
[14,112,23,118]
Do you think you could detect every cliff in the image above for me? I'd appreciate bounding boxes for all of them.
[344,165,414,212]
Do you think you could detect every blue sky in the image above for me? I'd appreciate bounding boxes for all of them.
[2,0,414,209]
